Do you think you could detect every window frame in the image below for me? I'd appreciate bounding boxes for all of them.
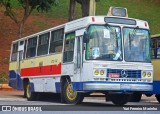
[63,32,75,63]
[37,32,50,56]
[11,42,18,62]
[123,27,151,63]
[49,28,64,54]
[26,36,38,58]
[151,37,160,59]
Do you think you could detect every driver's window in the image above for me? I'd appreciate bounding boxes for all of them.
[63,32,75,63]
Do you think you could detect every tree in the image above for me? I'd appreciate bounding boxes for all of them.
[0,0,59,39]
[76,0,90,17]
[68,0,100,21]
[68,0,76,21]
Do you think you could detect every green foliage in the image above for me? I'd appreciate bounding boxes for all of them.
[96,0,160,35]
[0,72,8,84]
[1,0,160,35]
[46,0,160,35]
[0,0,59,12]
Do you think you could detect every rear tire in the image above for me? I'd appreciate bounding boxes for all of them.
[62,81,84,104]
[109,94,129,106]
[26,81,37,101]
[155,94,160,103]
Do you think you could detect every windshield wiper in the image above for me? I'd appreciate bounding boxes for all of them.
[105,25,119,49]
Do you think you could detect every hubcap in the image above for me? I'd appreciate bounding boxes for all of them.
[66,83,77,101]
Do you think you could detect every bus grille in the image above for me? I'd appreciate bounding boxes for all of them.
[107,69,141,78]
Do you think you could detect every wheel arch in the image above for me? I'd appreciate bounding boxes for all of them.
[23,78,29,89]
[60,75,72,90]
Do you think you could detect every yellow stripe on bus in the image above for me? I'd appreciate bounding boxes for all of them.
[9,53,62,71]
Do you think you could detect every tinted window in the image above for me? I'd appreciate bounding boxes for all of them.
[26,37,37,58]
[11,43,18,61]
[63,32,75,63]
[37,32,50,56]
[151,38,160,59]
[50,28,64,53]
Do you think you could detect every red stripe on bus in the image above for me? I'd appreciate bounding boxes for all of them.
[20,63,61,77]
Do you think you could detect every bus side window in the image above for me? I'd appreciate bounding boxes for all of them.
[11,43,18,61]
[26,37,37,58]
[50,28,64,53]
[37,32,50,56]
[157,39,160,59]
[63,32,75,63]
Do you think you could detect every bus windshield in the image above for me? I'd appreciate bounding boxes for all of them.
[86,25,122,61]
[123,27,151,62]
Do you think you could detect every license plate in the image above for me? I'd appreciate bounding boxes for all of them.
[108,73,120,78]
[121,84,131,90]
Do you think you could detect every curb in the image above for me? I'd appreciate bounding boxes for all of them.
[0,84,12,89]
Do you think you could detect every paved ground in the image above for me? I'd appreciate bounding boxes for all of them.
[0,90,159,111]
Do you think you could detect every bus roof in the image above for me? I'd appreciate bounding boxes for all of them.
[12,16,149,43]
[12,24,65,43]
[65,16,149,33]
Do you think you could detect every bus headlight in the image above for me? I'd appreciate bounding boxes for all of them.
[100,70,105,75]
[94,70,99,75]
[141,71,152,78]
[142,71,146,77]
[93,69,106,76]
[147,72,151,77]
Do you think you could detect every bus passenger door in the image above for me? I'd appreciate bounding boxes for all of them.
[16,40,25,90]
[62,29,84,82]
[74,29,85,81]
[9,41,24,90]
[74,38,82,81]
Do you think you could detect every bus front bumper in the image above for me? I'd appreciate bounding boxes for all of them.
[83,83,153,92]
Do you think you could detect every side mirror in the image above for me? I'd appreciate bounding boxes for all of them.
[83,31,88,43]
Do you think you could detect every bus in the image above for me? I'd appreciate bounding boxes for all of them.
[147,34,160,103]
[8,7,153,105]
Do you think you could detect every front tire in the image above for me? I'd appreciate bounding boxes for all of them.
[155,94,160,103]
[129,93,142,102]
[109,94,129,106]
[26,81,37,101]
[62,81,84,104]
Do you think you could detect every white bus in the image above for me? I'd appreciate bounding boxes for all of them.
[9,7,153,105]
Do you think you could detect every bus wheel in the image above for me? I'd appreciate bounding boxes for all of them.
[63,81,84,104]
[26,82,37,101]
[109,94,129,106]
[129,93,142,102]
[155,94,160,103]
